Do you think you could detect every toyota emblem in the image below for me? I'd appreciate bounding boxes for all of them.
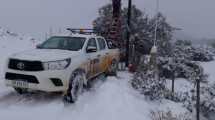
[17,62,25,70]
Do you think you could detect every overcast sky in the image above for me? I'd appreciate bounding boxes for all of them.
[0,0,214,40]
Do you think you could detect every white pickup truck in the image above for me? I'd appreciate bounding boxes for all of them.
[4,32,119,103]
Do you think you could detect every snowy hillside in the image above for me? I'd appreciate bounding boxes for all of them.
[0,27,36,78]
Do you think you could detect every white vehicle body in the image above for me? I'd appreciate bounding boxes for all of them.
[4,33,119,92]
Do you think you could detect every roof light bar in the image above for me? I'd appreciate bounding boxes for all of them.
[66,28,99,35]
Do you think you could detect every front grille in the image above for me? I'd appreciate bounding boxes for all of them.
[8,59,44,71]
[5,72,39,84]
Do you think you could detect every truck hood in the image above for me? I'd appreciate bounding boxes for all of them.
[10,49,80,61]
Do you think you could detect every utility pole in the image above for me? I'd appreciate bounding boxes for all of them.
[111,0,121,47]
[126,0,132,67]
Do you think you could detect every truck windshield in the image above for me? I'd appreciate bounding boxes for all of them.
[38,36,86,51]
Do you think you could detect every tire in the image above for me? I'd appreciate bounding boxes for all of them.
[63,70,85,103]
[107,60,118,76]
[13,87,28,94]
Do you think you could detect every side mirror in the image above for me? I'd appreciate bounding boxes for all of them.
[86,46,97,53]
[107,40,116,49]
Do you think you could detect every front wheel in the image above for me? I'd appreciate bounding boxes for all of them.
[63,71,85,103]
[13,87,28,94]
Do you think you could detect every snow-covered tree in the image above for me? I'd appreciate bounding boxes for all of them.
[157,40,213,81]
[173,40,214,62]
[93,4,113,39]
[93,4,173,55]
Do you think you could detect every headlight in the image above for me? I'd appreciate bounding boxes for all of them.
[43,58,71,70]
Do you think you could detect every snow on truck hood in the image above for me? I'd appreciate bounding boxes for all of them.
[10,49,80,61]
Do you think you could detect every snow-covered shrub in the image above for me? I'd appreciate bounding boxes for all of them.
[192,47,214,62]
[164,84,215,119]
[132,71,166,100]
[165,90,191,102]
[174,84,215,119]
[198,84,215,118]
[162,62,209,116]
[173,40,214,62]
[204,46,215,56]
[131,56,167,101]
[158,58,189,79]
[164,90,193,112]
[150,110,192,120]
[132,53,207,101]
[158,55,208,83]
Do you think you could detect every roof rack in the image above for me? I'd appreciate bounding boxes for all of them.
[66,28,100,35]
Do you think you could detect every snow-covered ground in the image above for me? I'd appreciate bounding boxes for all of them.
[201,60,215,84]
[0,72,188,120]
[166,78,192,93]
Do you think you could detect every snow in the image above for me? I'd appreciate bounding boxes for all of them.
[0,72,188,120]
[166,78,193,93]
[201,60,215,84]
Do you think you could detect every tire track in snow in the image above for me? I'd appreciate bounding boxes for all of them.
[0,91,62,107]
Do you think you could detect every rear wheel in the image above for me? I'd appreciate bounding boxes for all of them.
[63,71,85,103]
[107,60,118,76]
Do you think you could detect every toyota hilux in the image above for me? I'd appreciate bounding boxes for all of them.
[4,32,119,103]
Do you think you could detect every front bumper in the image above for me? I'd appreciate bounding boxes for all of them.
[4,69,71,92]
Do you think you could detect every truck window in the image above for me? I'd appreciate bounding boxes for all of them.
[97,38,106,50]
[38,36,86,51]
[87,38,97,50]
